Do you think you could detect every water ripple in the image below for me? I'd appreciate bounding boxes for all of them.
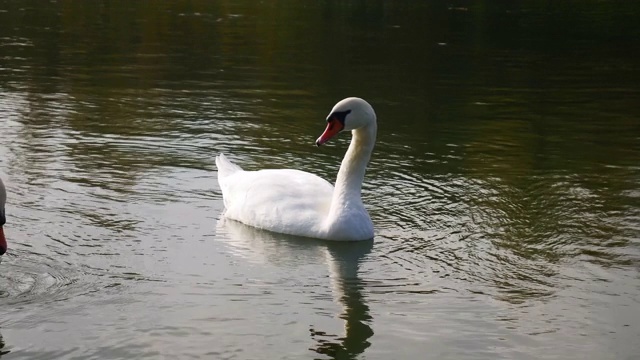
[0,250,88,307]
[364,146,640,305]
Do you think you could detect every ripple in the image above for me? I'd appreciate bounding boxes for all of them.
[363,145,640,305]
[0,250,89,307]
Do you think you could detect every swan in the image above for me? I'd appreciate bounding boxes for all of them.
[216,97,376,241]
[0,177,7,255]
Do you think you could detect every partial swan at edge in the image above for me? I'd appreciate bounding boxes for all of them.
[0,177,7,256]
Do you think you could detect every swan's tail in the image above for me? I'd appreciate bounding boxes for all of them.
[215,153,243,179]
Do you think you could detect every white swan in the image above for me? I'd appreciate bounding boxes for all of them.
[0,177,7,255]
[216,97,376,241]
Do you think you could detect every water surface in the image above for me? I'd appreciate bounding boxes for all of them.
[0,1,639,359]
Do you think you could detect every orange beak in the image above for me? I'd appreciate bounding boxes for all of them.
[0,227,6,256]
[315,118,344,146]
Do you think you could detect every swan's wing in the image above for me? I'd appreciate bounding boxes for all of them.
[218,168,334,236]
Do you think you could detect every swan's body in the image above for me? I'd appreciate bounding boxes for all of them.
[0,177,7,255]
[216,97,376,241]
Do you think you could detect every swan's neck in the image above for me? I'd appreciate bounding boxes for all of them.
[329,124,376,214]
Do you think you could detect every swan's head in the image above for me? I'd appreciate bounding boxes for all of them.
[316,97,376,146]
[0,178,6,256]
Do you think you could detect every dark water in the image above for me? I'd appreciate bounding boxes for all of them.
[1,1,639,359]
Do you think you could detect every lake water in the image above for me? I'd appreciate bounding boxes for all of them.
[1,1,639,359]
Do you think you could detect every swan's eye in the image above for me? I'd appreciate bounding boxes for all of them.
[326,109,351,126]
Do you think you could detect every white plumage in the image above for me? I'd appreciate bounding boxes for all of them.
[216,97,377,241]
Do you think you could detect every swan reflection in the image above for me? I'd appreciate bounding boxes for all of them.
[218,218,374,359]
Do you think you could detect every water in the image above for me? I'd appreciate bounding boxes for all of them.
[1,1,639,359]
